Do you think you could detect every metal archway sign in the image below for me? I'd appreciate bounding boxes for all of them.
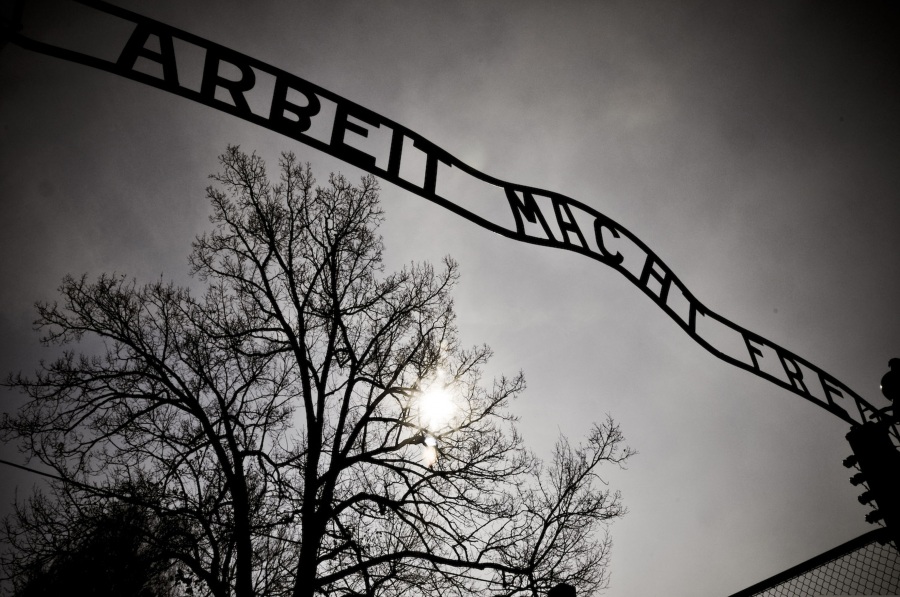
[6,0,894,432]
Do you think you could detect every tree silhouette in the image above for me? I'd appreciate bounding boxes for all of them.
[3,489,176,597]
[2,147,633,597]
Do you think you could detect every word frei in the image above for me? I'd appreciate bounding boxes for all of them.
[12,0,886,427]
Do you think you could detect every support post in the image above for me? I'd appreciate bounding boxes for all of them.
[845,421,900,553]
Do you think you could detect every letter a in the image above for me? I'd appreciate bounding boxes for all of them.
[117,23,179,87]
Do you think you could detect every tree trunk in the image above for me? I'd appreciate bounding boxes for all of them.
[233,481,256,597]
[293,525,321,597]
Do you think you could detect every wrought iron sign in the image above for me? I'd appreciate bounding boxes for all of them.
[7,0,894,431]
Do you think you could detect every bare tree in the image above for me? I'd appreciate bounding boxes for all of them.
[2,147,633,597]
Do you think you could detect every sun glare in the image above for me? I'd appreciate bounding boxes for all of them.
[418,381,456,431]
[414,371,459,467]
[421,443,438,467]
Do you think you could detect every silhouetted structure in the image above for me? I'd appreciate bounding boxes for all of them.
[845,420,900,551]
[8,0,896,435]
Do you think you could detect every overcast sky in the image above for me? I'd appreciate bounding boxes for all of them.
[2,1,900,595]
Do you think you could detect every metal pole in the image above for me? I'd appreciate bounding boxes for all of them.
[845,420,900,553]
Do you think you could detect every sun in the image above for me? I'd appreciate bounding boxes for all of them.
[414,371,460,467]
[418,383,456,431]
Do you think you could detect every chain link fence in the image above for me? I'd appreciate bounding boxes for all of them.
[728,529,900,597]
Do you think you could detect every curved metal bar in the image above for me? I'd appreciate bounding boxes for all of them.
[9,0,895,434]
